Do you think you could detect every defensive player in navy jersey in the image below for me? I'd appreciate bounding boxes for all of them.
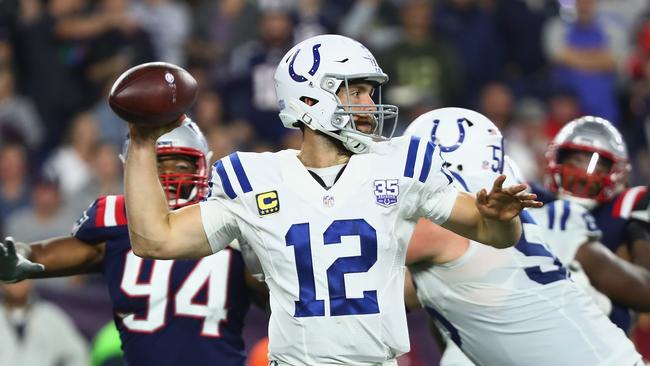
[532,115,650,333]
[0,119,268,366]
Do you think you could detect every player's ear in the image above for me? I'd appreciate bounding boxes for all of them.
[300,97,318,107]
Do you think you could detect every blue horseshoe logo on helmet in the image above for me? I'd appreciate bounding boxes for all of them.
[288,44,322,82]
[430,118,472,152]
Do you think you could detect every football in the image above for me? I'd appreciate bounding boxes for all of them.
[109,62,198,126]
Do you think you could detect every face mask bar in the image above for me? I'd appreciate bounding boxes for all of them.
[555,164,610,199]
[329,74,399,142]
[159,173,208,209]
[156,148,209,209]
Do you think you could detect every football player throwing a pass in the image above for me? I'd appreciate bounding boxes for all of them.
[121,35,539,365]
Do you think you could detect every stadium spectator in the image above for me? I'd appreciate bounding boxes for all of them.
[627,20,650,185]
[188,0,261,72]
[0,59,43,151]
[225,9,294,142]
[0,280,88,366]
[478,81,514,131]
[4,177,73,244]
[435,0,504,102]
[544,86,582,139]
[131,0,191,66]
[293,0,339,42]
[339,0,401,52]
[70,142,122,214]
[490,0,550,95]
[379,0,463,109]
[192,90,225,132]
[13,0,97,149]
[0,143,32,227]
[505,98,549,182]
[42,112,98,198]
[542,0,626,122]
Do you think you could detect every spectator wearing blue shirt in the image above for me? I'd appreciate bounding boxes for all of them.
[543,0,626,123]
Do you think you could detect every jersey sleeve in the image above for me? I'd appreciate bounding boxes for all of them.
[564,201,602,240]
[71,195,128,244]
[401,136,459,224]
[613,186,649,223]
[200,154,248,253]
[528,200,601,263]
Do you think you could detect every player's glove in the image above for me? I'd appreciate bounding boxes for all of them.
[0,237,44,283]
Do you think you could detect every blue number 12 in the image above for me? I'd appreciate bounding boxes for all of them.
[285,219,379,317]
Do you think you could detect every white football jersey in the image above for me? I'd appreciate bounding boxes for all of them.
[200,135,458,365]
[528,199,613,314]
[411,211,641,366]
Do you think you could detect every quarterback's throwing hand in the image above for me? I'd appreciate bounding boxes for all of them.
[0,237,44,283]
[476,175,543,222]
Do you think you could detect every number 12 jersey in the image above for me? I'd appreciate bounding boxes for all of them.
[200,136,457,366]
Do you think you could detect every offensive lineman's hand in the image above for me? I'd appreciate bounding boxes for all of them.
[0,237,44,283]
[476,175,543,222]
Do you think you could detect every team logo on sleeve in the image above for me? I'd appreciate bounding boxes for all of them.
[256,191,280,216]
[71,211,89,235]
[374,179,399,207]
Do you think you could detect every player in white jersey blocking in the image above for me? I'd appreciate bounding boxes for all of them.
[121,35,541,365]
[404,107,643,366]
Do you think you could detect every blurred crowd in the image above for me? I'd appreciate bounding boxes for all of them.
[1,0,650,364]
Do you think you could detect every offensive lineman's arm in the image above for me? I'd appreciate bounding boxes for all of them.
[125,122,213,259]
[576,240,650,311]
[404,269,421,311]
[441,175,540,249]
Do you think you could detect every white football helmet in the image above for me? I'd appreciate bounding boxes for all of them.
[274,34,398,153]
[405,107,505,193]
[503,154,527,186]
[121,118,213,209]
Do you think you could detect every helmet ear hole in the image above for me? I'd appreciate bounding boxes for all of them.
[457,164,463,171]
[300,96,319,106]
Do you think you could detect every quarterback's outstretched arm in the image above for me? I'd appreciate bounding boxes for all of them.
[441,175,540,249]
[125,122,213,259]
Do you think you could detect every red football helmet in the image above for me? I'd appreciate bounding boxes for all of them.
[545,116,630,208]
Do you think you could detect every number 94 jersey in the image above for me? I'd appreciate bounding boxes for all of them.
[72,195,251,366]
[200,136,458,366]
[411,211,641,366]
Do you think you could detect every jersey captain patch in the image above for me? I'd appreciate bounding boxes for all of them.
[256,190,280,216]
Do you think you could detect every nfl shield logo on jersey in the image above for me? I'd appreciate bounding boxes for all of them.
[374,179,399,207]
[322,195,335,208]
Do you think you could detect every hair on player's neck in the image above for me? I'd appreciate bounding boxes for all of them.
[298,127,351,168]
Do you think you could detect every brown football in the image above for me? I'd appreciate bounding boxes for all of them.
[109,62,198,126]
